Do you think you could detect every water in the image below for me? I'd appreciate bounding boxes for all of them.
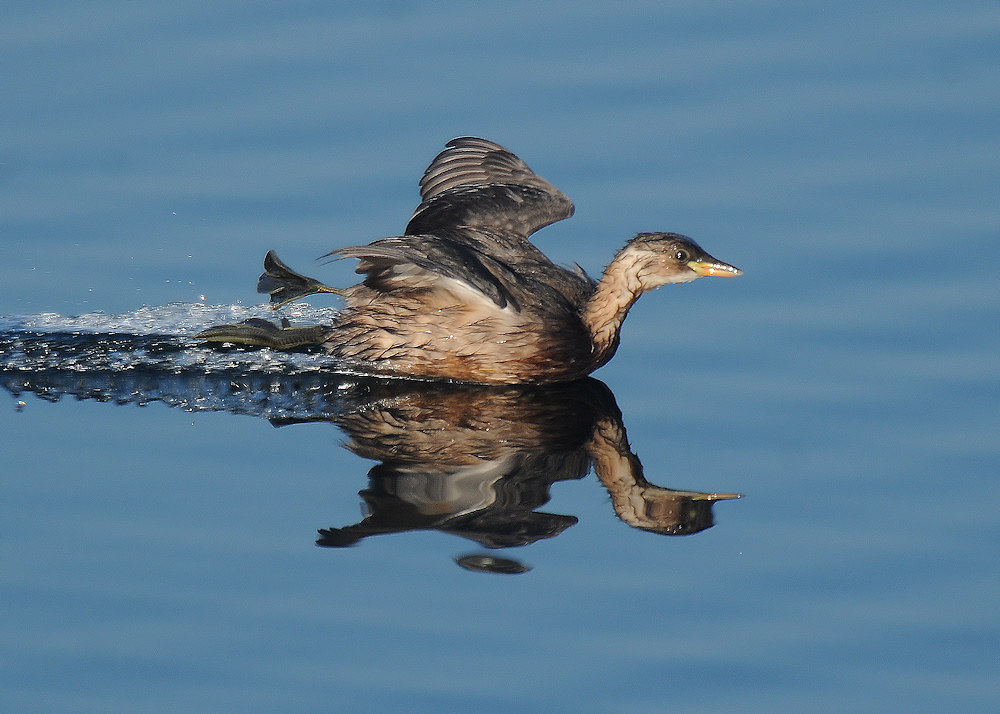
[3,1,998,712]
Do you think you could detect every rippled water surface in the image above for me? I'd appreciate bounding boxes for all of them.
[3,2,999,712]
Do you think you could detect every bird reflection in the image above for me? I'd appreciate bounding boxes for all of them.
[302,378,741,560]
[1,337,742,570]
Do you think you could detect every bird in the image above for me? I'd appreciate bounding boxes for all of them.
[197,137,741,384]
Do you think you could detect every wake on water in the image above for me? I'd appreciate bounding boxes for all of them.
[0,302,342,372]
[0,302,379,420]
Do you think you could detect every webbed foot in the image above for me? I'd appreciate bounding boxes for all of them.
[257,250,345,308]
[196,318,330,349]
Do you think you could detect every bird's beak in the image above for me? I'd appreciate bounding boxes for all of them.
[688,258,742,277]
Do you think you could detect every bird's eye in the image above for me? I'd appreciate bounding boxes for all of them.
[674,250,689,262]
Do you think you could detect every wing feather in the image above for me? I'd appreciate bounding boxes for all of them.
[333,236,522,310]
[406,137,574,238]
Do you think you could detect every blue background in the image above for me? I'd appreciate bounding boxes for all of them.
[3,2,998,712]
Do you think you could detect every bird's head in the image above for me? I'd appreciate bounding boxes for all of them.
[623,232,741,291]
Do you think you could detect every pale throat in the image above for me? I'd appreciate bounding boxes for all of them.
[581,253,646,364]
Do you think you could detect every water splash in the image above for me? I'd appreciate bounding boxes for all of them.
[0,302,392,420]
[0,302,343,375]
[0,302,337,337]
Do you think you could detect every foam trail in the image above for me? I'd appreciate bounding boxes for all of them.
[0,302,396,420]
[0,302,337,337]
[0,302,342,375]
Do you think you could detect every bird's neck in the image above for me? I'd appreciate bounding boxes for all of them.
[582,252,644,369]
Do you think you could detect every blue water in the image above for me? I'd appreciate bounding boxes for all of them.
[3,1,999,712]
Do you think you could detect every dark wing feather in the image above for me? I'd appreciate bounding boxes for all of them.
[418,137,556,199]
[406,137,574,238]
[333,236,523,310]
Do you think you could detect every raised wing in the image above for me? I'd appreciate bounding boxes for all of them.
[405,137,574,238]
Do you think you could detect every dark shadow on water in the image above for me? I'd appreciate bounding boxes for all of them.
[1,330,742,572]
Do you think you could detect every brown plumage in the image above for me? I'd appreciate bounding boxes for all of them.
[199,137,741,384]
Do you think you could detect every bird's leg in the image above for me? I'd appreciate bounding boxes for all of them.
[196,318,331,349]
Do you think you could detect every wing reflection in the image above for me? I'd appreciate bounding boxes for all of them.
[2,337,741,569]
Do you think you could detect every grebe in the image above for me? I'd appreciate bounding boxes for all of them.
[198,137,741,384]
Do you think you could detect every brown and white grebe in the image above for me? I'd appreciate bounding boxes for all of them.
[198,137,741,384]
